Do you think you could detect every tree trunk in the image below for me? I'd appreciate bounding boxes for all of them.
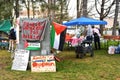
[60,0,63,24]
[77,0,80,18]
[52,0,56,20]
[112,0,119,35]
[27,0,30,18]
[14,0,19,18]
[48,0,52,16]
[82,0,87,17]
[31,0,35,18]
[99,0,105,35]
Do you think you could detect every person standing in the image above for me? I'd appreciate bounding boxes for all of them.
[118,28,120,36]
[92,26,101,50]
[8,27,16,52]
[86,25,93,41]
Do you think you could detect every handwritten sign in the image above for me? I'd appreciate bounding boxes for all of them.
[22,21,47,41]
[11,49,29,71]
[31,55,56,72]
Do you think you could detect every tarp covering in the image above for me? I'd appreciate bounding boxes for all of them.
[0,20,11,33]
[63,17,107,26]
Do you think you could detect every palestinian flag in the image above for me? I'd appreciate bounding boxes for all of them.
[50,22,67,51]
[24,40,40,50]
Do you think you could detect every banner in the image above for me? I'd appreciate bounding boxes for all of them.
[21,19,47,41]
[31,55,56,72]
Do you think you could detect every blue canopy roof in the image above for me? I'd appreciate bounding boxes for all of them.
[63,17,107,26]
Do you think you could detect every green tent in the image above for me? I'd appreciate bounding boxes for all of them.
[0,20,11,33]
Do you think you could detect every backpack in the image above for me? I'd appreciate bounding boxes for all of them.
[93,32,99,37]
[9,29,16,40]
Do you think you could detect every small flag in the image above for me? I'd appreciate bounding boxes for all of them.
[24,41,40,50]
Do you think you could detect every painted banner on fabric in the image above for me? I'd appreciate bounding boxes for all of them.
[22,20,47,41]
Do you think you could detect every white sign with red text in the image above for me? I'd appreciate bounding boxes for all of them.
[31,55,56,72]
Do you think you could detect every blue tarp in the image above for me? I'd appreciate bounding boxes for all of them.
[63,17,107,26]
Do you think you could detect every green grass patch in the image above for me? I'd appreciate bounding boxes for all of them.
[0,49,120,80]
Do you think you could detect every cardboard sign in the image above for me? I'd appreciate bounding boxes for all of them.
[31,55,56,72]
[11,49,29,71]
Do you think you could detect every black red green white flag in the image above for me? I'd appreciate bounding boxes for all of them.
[50,22,67,51]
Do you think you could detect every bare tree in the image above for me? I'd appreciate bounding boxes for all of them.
[22,0,30,18]
[39,0,70,23]
[95,0,115,35]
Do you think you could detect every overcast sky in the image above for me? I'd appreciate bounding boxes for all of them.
[68,0,76,17]
[68,0,95,18]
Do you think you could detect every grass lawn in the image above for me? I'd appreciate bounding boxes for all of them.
[0,49,120,80]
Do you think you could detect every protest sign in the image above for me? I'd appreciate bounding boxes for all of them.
[22,20,47,41]
[11,49,29,71]
[31,55,56,72]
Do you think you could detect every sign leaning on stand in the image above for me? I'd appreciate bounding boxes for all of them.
[31,55,56,72]
[11,49,29,71]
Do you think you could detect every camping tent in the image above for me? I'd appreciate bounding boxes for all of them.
[63,17,107,26]
[0,20,11,33]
